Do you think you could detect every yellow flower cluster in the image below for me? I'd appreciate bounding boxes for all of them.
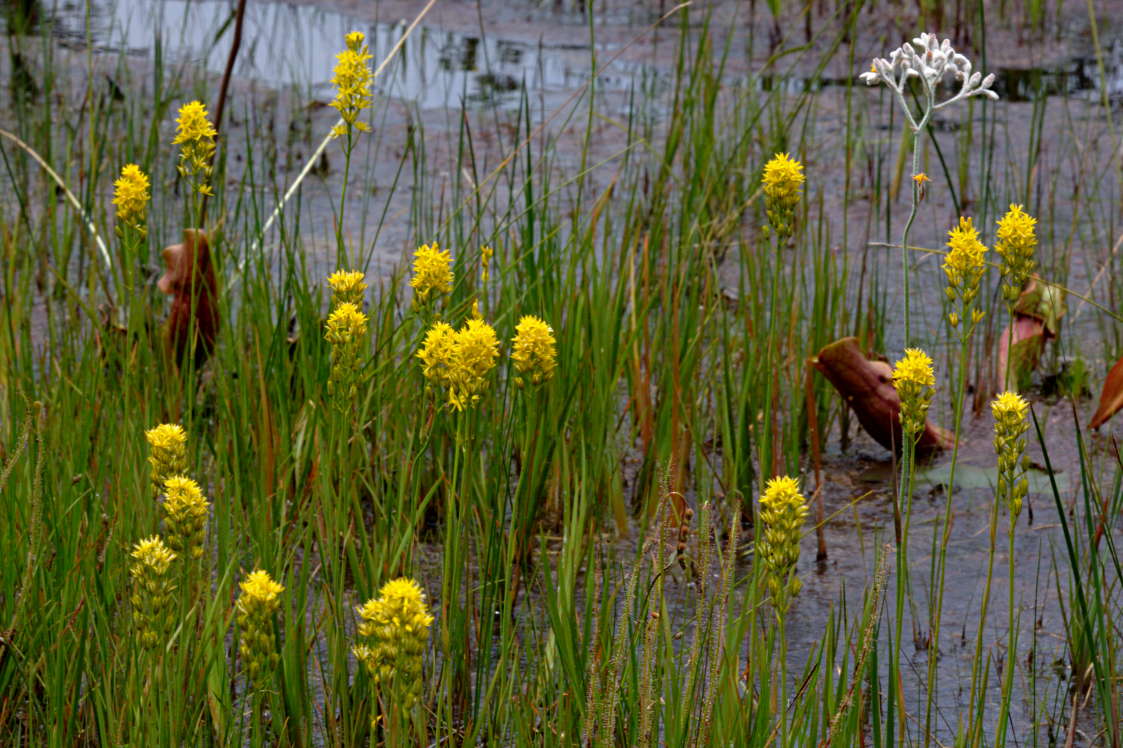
[113,163,150,234]
[991,391,1030,519]
[417,318,500,411]
[353,578,434,708]
[511,315,557,387]
[762,152,805,239]
[146,423,187,493]
[162,475,210,560]
[409,242,454,304]
[892,348,935,439]
[129,535,177,649]
[330,31,374,138]
[236,569,285,686]
[995,204,1037,303]
[942,217,988,330]
[327,270,367,307]
[480,245,494,283]
[325,301,369,403]
[757,476,808,614]
[172,101,217,196]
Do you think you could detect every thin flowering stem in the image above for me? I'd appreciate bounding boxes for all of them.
[861,34,998,345]
[923,329,970,746]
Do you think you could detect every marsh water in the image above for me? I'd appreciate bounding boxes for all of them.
[9,0,1123,742]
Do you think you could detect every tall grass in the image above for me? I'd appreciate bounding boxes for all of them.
[1,0,1122,745]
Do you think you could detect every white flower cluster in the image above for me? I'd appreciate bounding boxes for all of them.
[860,32,998,112]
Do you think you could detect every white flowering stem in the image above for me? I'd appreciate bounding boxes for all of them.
[895,86,933,347]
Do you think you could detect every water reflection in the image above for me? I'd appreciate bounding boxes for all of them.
[42,0,655,111]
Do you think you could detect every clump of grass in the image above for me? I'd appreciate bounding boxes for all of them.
[0,4,1121,746]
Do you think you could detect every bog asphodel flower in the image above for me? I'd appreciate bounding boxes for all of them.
[172,101,217,195]
[757,476,809,614]
[480,245,494,283]
[113,163,150,234]
[353,577,434,708]
[943,216,988,330]
[325,302,369,402]
[892,348,935,439]
[992,391,1030,519]
[129,535,177,649]
[417,322,457,389]
[447,319,500,411]
[416,318,500,410]
[162,475,209,560]
[511,315,557,387]
[761,152,804,238]
[146,423,187,493]
[236,569,284,686]
[995,204,1037,302]
[330,31,374,138]
[327,270,367,307]
[409,242,454,303]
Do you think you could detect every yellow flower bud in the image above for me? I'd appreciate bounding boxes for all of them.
[145,423,187,493]
[129,536,177,649]
[757,476,808,614]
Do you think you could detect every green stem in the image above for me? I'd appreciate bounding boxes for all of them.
[761,231,783,481]
[996,516,1018,748]
[923,327,970,745]
[338,129,354,268]
[965,485,1001,746]
[893,436,918,744]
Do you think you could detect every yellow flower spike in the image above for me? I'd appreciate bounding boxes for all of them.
[761,152,805,239]
[236,569,284,686]
[992,391,1030,519]
[480,245,494,283]
[892,348,935,439]
[912,172,930,185]
[330,30,374,138]
[511,315,557,387]
[943,216,988,331]
[447,318,500,411]
[145,423,187,493]
[417,322,457,390]
[324,302,369,403]
[345,31,365,50]
[113,163,150,234]
[162,475,210,560]
[327,270,368,307]
[757,476,809,615]
[172,101,217,195]
[417,318,500,410]
[995,204,1037,303]
[409,242,454,303]
[353,578,434,709]
[129,535,177,649]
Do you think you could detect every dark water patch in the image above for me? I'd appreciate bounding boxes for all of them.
[21,0,661,112]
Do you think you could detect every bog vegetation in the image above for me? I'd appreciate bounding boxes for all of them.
[1,1,1122,745]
